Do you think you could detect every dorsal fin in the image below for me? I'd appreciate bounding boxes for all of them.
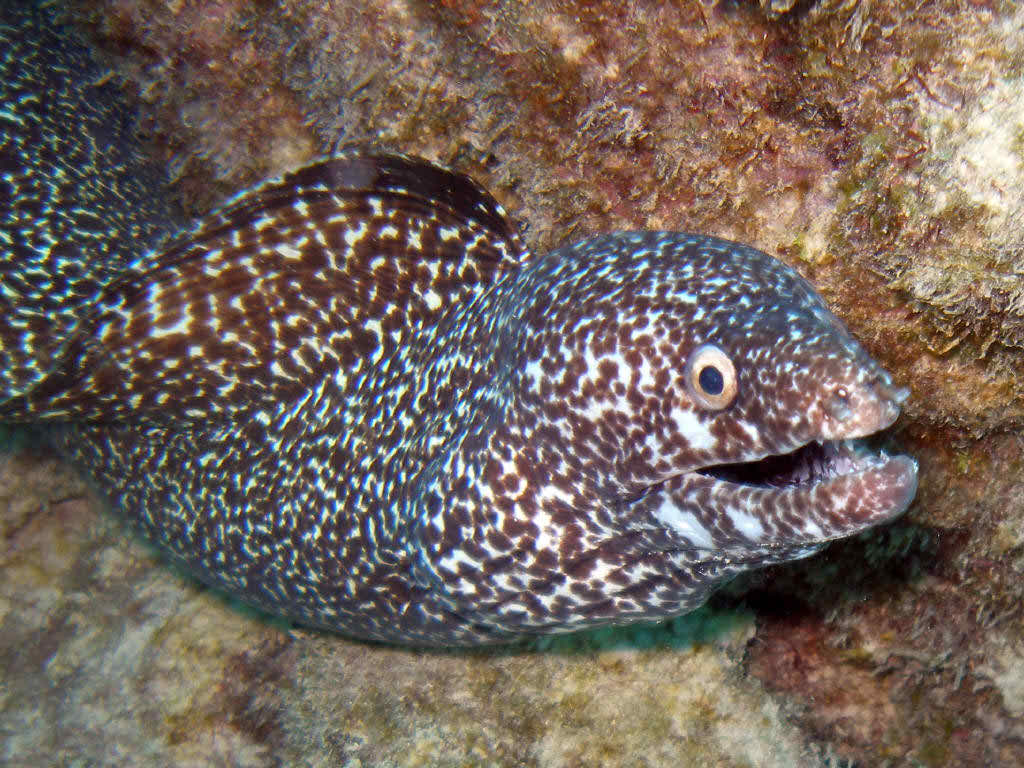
[2,150,528,422]
[0,3,180,404]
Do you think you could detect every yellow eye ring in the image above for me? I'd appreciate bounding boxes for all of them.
[684,344,737,410]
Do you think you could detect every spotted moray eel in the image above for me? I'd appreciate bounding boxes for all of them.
[0,2,917,645]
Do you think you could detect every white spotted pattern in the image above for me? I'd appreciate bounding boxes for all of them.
[0,5,918,646]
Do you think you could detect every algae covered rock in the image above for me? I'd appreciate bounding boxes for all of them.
[2,0,1023,765]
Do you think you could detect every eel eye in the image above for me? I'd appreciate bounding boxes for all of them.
[684,344,737,410]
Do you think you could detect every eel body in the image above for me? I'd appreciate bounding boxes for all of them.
[0,2,917,645]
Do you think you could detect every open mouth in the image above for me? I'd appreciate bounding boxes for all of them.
[671,437,919,549]
[695,439,883,490]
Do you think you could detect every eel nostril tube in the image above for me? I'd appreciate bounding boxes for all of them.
[888,384,911,405]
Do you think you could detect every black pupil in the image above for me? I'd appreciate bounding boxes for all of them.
[698,365,724,395]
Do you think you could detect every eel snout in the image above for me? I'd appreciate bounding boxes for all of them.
[686,371,918,549]
[819,372,911,441]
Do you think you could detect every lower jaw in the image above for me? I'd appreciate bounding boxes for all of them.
[704,452,919,544]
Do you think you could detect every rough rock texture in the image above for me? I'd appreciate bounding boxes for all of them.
[2,0,1023,765]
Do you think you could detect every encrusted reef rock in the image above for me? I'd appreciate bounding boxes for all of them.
[2,0,1023,765]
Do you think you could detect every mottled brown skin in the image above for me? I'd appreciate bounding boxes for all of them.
[1,3,916,646]
[0,1,180,402]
